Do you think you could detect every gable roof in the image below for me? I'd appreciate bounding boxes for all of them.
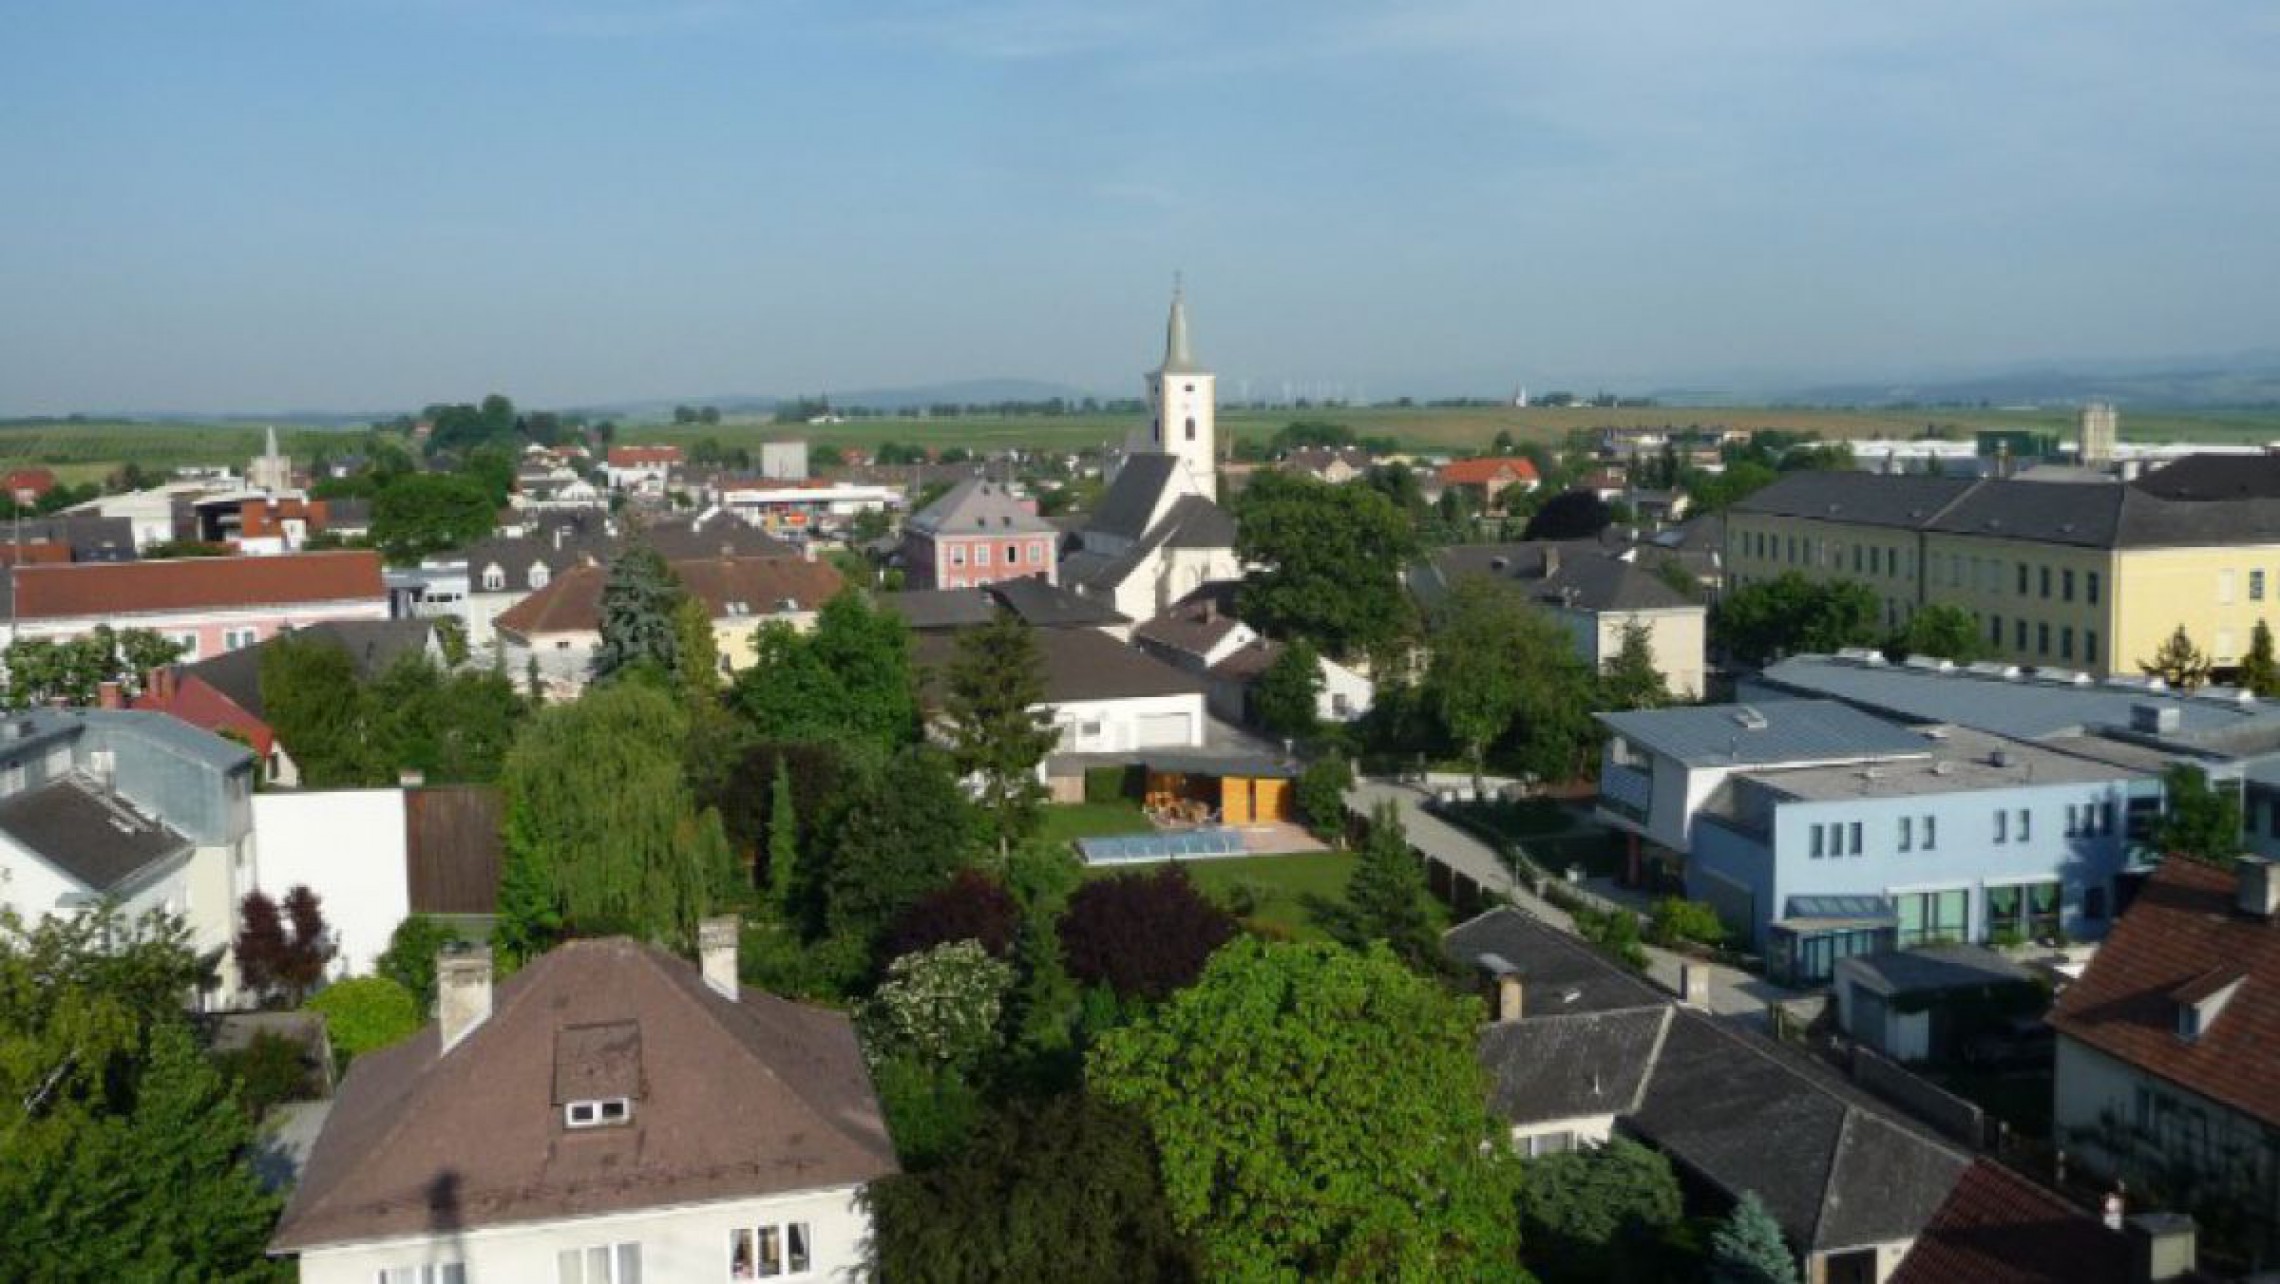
[494,557,843,638]
[2131,452,2280,501]
[0,776,192,893]
[1417,541,1698,615]
[605,445,682,468]
[984,575,1128,628]
[911,626,1206,705]
[3,551,384,622]
[1598,700,1932,768]
[1888,1159,2135,1284]
[2049,858,2280,1127]
[1086,454,1182,543]
[1134,586,1246,658]
[1440,456,1541,486]
[271,938,897,1251]
[1740,468,2280,550]
[1734,471,1979,529]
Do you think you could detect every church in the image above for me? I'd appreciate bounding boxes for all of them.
[1061,287,1242,621]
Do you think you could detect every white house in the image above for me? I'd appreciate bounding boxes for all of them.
[272,926,898,1283]
[915,625,1209,754]
[1133,585,1374,726]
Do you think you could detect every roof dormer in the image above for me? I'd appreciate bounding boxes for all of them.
[2171,967,2246,1043]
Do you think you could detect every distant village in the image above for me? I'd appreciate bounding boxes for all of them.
[7,292,2280,1281]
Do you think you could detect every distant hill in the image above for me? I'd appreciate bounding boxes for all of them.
[568,378,1099,421]
[1778,353,2280,409]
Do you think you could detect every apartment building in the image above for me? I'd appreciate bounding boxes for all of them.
[1726,462,2280,676]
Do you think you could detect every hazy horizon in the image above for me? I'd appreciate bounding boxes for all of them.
[6,3,2278,416]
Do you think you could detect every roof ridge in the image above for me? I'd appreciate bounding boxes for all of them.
[1810,1105,1860,1250]
[1629,1006,1675,1113]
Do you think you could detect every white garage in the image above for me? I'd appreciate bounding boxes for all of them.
[1134,711,1196,748]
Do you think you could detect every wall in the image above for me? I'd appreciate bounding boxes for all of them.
[1046,693,1207,754]
[14,598,392,665]
[1919,532,2112,672]
[252,790,411,977]
[2114,543,2280,672]
[295,1185,871,1284]
[1587,606,1707,700]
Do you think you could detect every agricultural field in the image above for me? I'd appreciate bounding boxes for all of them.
[0,420,358,475]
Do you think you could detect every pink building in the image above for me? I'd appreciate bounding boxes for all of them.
[4,550,389,662]
[899,478,1058,591]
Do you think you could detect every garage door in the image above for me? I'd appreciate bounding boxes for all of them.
[1134,712,1193,748]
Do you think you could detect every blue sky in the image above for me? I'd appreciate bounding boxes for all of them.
[4,1,2277,413]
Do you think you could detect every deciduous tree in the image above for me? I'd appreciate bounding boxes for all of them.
[1521,489,1613,541]
[1887,602,1986,664]
[2156,762,2244,869]
[1089,940,1522,1281]
[305,975,420,1064]
[822,748,985,946]
[1252,637,1323,741]
[370,472,495,562]
[1235,471,1418,661]
[1714,572,1881,667]
[1058,866,1238,1001]
[259,632,379,786]
[1517,1135,1686,1284]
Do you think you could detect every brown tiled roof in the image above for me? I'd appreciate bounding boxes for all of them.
[607,446,682,468]
[2049,859,2280,1126]
[1888,1159,2132,1284]
[271,937,896,1251]
[6,551,384,621]
[1440,456,1540,486]
[1133,587,1244,658]
[493,557,845,638]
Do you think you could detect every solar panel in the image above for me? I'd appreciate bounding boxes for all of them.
[1077,827,1249,866]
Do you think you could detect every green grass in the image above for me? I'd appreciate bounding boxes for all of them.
[1035,801,1150,846]
[1082,851,1358,942]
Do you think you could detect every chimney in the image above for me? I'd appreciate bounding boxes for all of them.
[1202,596,1217,624]
[1680,962,1713,1010]
[1542,546,1561,579]
[1478,953,1524,1022]
[398,768,425,789]
[698,915,740,1001]
[148,666,174,701]
[2125,1212,2196,1283]
[2238,855,2279,920]
[96,680,123,710]
[437,946,494,1053]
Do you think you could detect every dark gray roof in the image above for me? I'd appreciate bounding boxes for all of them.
[1,514,138,561]
[1086,454,1180,543]
[1478,1007,1670,1125]
[905,477,1055,537]
[183,620,436,718]
[1597,699,1931,767]
[0,776,191,892]
[2132,452,2280,500]
[1444,908,1669,1015]
[1750,655,2280,752]
[986,575,1128,628]
[1734,471,1979,529]
[881,588,998,631]
[1414,541,1696,614]
[1158,494,1237,549]
[643,515,796,561]
[912,627,1205,704]
[1834,945,2036,999]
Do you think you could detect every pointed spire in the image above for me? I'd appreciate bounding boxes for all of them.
[265,424,280,460]
[1160,275,1201,374]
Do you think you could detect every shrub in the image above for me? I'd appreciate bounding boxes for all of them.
[1294,754,1354,842]
[216,1030,318,1116]
[374,914,465,1014]
[1060,867,1240,1002]
[1648,897,1726,949]
[1084,765,1132,805]
[1574,906,1649,971]
[305,975,421,1065]
[861,940,1015,1072]
[871,1056,984,1171]
[876,869,1021,967]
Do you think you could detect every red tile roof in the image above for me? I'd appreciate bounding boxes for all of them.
[3,468,57,499]
[8,551,385,621]
[493,556,844,637]
[2049,858,2280,1126]
[133,674,275,760]
[607,445,683,468]
[1440,456,1541,487]
[1888,1159,2131,1284]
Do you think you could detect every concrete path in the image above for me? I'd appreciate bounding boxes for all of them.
[1347,777,1814,1025]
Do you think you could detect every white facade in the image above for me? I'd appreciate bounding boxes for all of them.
[250,790,410,978]
[1123,288,1218,502]
[759,441,809,481]
[293,1184,870,1284]
[1047,692,1207,754]
[1560,604,1707,701]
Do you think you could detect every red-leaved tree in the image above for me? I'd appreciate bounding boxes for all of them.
[234,885,337,1007]
[876,869,1021,969]
[1058,866,1239,1001]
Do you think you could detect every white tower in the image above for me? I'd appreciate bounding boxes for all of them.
[1130,283,1217,501]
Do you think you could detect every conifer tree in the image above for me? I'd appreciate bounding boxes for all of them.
[944,610,1059,852]
[2241,619,2280,697]
[1324,802,1443,971]
[767,760,800,919]
[591,543,683,682]
[1599,620,1673,711]
[1710,1192,1800,1284]
[2141,624,2213,692]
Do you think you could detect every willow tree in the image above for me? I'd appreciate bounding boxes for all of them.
[496,682,736,960]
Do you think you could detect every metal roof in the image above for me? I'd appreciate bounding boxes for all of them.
[1597,699,1931,767]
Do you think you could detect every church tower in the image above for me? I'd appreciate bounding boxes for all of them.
[1132,283,1217,501]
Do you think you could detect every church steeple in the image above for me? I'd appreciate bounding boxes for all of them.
[1160,278,1201,375]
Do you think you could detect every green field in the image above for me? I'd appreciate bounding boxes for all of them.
[1081,850,1357,942]
[1036,800,1151,846]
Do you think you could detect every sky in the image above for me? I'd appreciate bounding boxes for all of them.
[4,1,2279,414]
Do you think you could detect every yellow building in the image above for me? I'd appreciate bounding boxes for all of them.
[1727,463,2280,677]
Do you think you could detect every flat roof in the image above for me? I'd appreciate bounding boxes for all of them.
[1598,699,1932,768]
[1740,725,2145,802]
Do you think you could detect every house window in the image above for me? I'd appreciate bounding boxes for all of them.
[1896,889,1969,948]
[1331,692,1351,717]
[1995,810,2008,843]
[2087,571,2100,605]
[2037,622,2050,655]
[2040,566,2051,599]
[1811,824,1826,859]
[1921,816,1936,850]
[2014,620,2026,651]
[379,1267,465,1284]
[729,1222,813,1278]
[2017,563,2029,595]
[2017,808,2031,841]
[2257,570,2269,602]
[2061,627,2073,660]
[531,565,551,589]
[1849,821,1863,855]
[950,545,966,566]
[564,1097,632,1129]
[171,632,200,660]
[557,1244,642,1284]
[2086,630,2100,665]
[1523,1131,1577,1158]
[1027,543,1043,565]
[483,566,506,591]
[1986,882,2061,942]
[2220,570,2237,604]
[2063,569,2075,602]
[1006,543,1019,565]
[1899,817,1913,852]
[224,627,258,651]
[1185,417,1197,441]
[1988,615,2003,646]
[975,544,990,567]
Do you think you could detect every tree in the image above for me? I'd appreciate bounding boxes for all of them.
[0,908,279,1282]
[822,748,985,946]
[2141,624,2214,692]
[233,886,334,1006]
[1517,1136,1686,1284]
[1521,489,1612,541]
[944,610,1059,851]
[2241,620,2280,698]
[375,914,465,1013]
[305,975,420,1064]
[863,1093,1200,1284]
[1709,1192,1800,1284]
[1887,602,1986,664]
[1599,620,1673,711]
[591,544,684,683]
[878,869,1022,965]
[1235,471,1419,661]
[2156,762,2244,869]
[671,592,721,703]
[1714,572,1881,668]
[1318,803,1443,972]
[1251,637,1323,741]
[370,472,495,563]
[861,940,1015,1072]
[766,759,800,917]
[259,631,379,786]
[731,592,917,750]
[1295,753,1354,843]
[1058,866,1239,1001]
[1424,577,1528,795]
[1090,941,1521,1281]
[496,682,736,958]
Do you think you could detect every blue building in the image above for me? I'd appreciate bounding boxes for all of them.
[1598,701,2156,986]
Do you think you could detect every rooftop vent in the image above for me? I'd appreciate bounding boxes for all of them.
[2105,674,2167,692]
[1902,655,1955,674]
[2192,685,2254,706]
[1990,749,2016,769]
[2131,703,2183,735]
[2034,667,2091,687]
[1835,647,1886,665]
[1964,660,2023,681]
[1732,706,1769,731]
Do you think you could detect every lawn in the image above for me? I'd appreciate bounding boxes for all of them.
[1035,800,1149,847]
[1082,850,1359,943]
